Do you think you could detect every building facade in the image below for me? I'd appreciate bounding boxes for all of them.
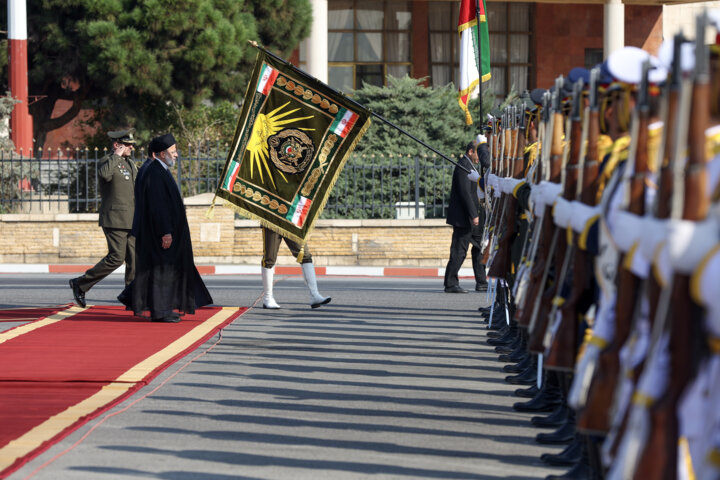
[42,0,719,151]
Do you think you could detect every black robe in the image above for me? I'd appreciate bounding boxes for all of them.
[119,160,212,317]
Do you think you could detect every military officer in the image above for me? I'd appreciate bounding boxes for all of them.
[69,129,138,307]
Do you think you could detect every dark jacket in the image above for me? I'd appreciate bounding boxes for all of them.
[119,160,212,316]
[446,155,479,228]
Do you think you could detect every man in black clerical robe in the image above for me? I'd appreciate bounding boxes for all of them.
[119,133,212,322]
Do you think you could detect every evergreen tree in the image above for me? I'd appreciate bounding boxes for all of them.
[0,0,311,151]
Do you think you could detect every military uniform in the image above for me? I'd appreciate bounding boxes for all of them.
[70,129,138,307]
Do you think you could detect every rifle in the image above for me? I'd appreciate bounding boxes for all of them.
[515,90,555,327]
[487,106,520,279]
[604,36,684,462]
[634,15,711,479]
[578,60,652,434]
[527,78,567,352]
[545,76,588,371]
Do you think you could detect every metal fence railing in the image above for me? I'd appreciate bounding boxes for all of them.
[0,148,458,219]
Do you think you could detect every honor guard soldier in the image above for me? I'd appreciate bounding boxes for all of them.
[69,128,138,307]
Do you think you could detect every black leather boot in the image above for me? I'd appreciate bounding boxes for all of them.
[536,415,576,444]
[544,456,592,479]
[499,348,527,363]
[503,352,531,372]
[495,334,522,353]
[515,383,538,398]
[505,362,538,385]
[541,435,583,466]
[487,327,514,345]
[513,380,562,412]
[532,403,568,428]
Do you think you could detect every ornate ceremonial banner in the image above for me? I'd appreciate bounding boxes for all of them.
[215,48,371,245]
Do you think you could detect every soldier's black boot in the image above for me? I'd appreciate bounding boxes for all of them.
[541,434,583,466]
[532,402,568,428]
[487,325,514,345]
[502,349,530,370]
[535,410,576,444]
[495,333,522,353]
[505,362,537,385]
[544,453,591,480]
[513,373,562,412]
[515,382,539,398]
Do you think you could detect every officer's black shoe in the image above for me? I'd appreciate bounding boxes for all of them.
[515,384,539,398]
[478,305,494,314]
[532,403,568,428]
[544,458,592,479]
[475,281,489,291]
[505,365,537,385]
[541,437,583,466]
[535,419,576,444]
[69,278,86,308]
[444,285,468,293]
[513,388,562,412]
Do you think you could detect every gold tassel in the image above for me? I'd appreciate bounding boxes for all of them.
[465,110,473,125]
[205,195,217,219]
[296,249,304,263]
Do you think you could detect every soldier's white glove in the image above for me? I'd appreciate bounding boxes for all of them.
[467,170,481,182]
[569,201,601,234]
[611,210,643,253]
[553,197,572,228]
[667,217,720,275]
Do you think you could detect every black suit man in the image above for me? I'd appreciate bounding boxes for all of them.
[444,142,487,293]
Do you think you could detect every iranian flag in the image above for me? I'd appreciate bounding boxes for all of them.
[330,108,359,138]
[256,64,279,95]
[286,195,313,227]
[222,160,240,191]
[458,0,491,125]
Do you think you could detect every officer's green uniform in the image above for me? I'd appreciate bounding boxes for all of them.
[73,129,138,296]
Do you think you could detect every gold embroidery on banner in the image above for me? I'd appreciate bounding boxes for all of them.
[261,195,270,205]
[278,205,288,214]
[277,77,287,87]
[233,183,241,193]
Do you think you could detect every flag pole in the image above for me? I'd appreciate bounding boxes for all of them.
[475,0,484,129]
[253,42,472,174]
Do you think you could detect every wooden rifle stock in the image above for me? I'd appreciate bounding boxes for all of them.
[488,125,522,279]
[579,95,651,433]
[545,111,585,370]
[527,112,566,353]
[635,53,711,480]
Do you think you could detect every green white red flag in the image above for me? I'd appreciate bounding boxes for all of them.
[458,0,491,125]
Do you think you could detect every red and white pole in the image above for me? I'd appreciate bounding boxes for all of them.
[8,0,33,156]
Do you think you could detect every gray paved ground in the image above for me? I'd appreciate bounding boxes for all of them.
[2,274,565,479]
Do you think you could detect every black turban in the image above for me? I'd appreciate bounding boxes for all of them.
[149,133,176,154]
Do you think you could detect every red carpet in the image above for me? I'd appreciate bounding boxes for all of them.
[0,305,246,477]
[0,304,73,322]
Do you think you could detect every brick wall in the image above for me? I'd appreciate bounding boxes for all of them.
[0,194,464,268]
[534,3,664,89]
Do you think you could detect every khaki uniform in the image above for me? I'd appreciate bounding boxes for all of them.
[76,152,137,292]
